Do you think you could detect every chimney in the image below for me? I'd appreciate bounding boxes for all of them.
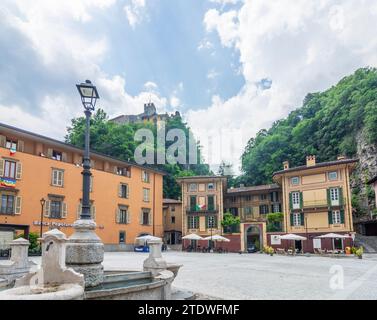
[337,155,346,160]
[306,155,316,167]
[283,161,290,170]
[239,184,245,188]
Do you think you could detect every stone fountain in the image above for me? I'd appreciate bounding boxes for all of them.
[0,231,181,300]
[0,229,84,300]
[85,238,181,300]
[0,237,36,286]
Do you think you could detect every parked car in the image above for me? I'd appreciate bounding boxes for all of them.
[247,245,258,253]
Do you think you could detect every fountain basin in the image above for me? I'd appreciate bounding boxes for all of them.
[0,283,84,300]
[85,270,173,300]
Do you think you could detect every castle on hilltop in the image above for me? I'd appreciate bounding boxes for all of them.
[110,102,181,125]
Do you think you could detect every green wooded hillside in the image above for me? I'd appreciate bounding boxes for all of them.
[240,67,377,214]
[65,110,211,199]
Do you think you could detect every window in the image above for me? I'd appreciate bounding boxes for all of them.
[1,194,14,214]
[260,194,267,201]
[292,192,300,209]
[230,196,236,203]
[207,195,215,211]
[116,167,131,177]
[332,210,341,224]
[4,160,16,179]
[50,200,62,219]
[171,216,176,224]
[171,206,175,212]
[245,195,252,201]
[142,211,150,225]
[188,183,197,192]
[328,171,338,181]
[270,191,279,202]
[259,205,269,214]
[330,188,339,205]
[52,150,62,161]
[189,196,197,211]
[119,184,129,199]
[293,213,301,226]
[273,203,281,213]
[143,188,150,202]
[207,216,216,229]
[52,169,64,187]
[188,216,199,229]
[119,231,126,244]
[142,170,150,183]
[119,207,129,224]
[5,139,17,151]
[291,177,300,185]
[208,183,215,191]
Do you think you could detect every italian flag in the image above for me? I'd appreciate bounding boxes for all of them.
[195,204,206,211]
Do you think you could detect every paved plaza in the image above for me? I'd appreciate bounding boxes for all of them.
[32,251,377,300]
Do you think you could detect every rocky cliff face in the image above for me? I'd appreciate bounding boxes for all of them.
[351,129,377,214]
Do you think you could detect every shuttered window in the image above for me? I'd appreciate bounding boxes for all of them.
[119,184,129,198]
[3,160,16,179]
[1,194,14,214]
[143,188,150,202]
[188,216,199,229]
[116,206,130,224]
[293,212,301,226]
[52,169,64,187]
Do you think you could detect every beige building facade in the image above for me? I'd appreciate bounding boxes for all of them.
[177,176,227,246]
[163,199,182,245]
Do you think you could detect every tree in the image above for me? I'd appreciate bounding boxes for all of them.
[65,109,212,199]
[239,67,377,216]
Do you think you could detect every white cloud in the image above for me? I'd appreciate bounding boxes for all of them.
[124,0,148,29]
[144,81,158,91]
[0,0,170,140]
[207,69,220,80]
[197,39,214,51]
[170,96,180,108]
[188,0,377,173]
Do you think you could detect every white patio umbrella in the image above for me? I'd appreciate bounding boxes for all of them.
[316,233,351,239]
[279,234,307,253]
[181,233,203,240]
[135,235,162,243]
[279,234,307,240]
[315,233,352,251]
[203,235,230,242]
[182,233,203,250]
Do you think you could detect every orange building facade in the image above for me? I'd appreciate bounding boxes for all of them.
[0,123,164,251]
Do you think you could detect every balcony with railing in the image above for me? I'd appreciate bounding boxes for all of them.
[302,198,346,209]
[186,205,219,214]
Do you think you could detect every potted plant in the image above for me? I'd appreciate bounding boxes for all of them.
[355,247,363,259]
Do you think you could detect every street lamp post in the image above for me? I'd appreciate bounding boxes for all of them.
[65,80,104,288]
[39,198,46,238]
[75,80,99,220]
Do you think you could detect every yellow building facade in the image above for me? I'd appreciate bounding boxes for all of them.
[0,123,164,251]
[272,155,357,252]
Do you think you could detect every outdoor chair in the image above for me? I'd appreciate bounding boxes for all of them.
[276,248,286,255]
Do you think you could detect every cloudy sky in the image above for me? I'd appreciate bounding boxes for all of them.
[1,0,377,173]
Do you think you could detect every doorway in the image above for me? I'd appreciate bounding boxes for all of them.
[245,225,261,251]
